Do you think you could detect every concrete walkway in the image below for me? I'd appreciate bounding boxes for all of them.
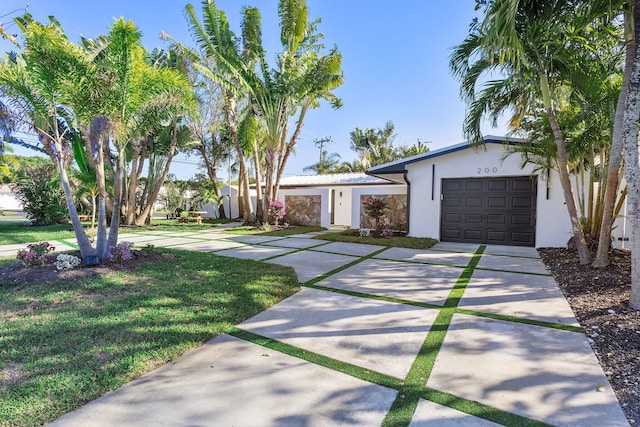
[4,226,629,426]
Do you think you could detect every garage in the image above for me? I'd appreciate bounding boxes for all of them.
[366,137,577,248]
[440,176,537,246]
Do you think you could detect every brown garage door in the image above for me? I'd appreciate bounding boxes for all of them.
[440,176,537,247]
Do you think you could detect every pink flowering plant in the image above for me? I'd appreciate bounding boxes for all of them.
[362,196,389,231]
[107,242,135,263]
[16,241,55,266]
[268,200,286,226]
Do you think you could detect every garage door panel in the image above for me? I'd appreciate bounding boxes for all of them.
[465,214,483,224]
[440,176,537,247]
[511,232,535,245]
[512,196,533,208]
[465,197,483,208]
[466,181,483,191]
[442,213,462,223]
[511,179,535,191]
[463,229,483,240]
[487,231,507,243]
[487,214,507,225]
[488,180,507,191]
[488,197,507,208]
[443,197,462,208]
[443,181,463,192]
[512,214,534,226]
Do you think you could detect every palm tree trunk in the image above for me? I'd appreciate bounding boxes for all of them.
[53,146,96,259]
[105,146,125,258]
[539,70,591,264]
[253,138,264,221]
[135,118,179,226]
[623,0,640,309]
[273,106,308,202]
[594,6,635,267]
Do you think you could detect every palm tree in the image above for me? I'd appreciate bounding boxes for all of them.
[0,18,98,259]
[622,0,640,309]
[303,150,341,174]
[450,0,621,264]
[171,1,259,222]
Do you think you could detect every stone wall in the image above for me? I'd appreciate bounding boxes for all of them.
[359,194,407,231]
[284,195,321,226]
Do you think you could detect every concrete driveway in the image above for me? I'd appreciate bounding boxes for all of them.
[23,228,627,426]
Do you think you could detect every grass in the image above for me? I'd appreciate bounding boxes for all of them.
[0,249,299,426]
[317,230,437,250]
[224,225,325,236]
[0,219,232,246]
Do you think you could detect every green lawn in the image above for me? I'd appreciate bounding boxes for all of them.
[224,225,325,236]
[0,249,299,426]
[0,219,232,245]
[317,230,437,249]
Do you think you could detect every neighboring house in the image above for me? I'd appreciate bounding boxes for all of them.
[276,173,405,229]
[0,184,22,211]
[368,135,628,248]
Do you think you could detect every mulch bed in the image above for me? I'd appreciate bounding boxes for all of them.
[0,250,174,286]
[539,247,640,425]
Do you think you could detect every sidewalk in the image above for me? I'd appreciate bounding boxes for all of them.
[3,228,629,426]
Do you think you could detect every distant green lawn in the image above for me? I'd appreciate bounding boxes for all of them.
[317,230,437,250]
[0,219,232,245]
[0,249,299,426]
[224,225,325,236]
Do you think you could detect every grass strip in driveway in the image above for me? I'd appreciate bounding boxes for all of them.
[230,325,551,427]
[229,327,404,390]
[382,246,484,427]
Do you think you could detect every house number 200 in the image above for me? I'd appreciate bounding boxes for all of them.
[477,167,498,174]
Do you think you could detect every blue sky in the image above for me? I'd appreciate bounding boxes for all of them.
[1,0,506,180]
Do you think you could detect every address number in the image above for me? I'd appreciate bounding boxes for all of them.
[477,167,498,174]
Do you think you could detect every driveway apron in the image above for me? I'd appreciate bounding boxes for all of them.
[42,230,628,427]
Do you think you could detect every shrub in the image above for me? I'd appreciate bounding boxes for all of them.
[268,200,286,226]
[55,254,81,271]
[12,165,67,225]
[108,242,135,263]
[17,242,55,266]
[362,196,389,231]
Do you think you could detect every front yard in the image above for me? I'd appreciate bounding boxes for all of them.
[0,249,299,426]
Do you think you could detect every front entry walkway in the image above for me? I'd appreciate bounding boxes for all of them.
[25,227,628,426]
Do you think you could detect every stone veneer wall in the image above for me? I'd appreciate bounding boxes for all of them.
[360,194,407,231]
[284,195,321,226]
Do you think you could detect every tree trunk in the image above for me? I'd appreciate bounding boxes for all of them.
[273,105,308,204]
[594,6,635,267]
[623,0,640,309]
[224,98,253,222]
[135,119,179,226]
[125,140,142,225]
[539,71,591,264]
[253,138,264,221]
[105,145,125,258]
[200,142,226,219]
[57,157,96,259]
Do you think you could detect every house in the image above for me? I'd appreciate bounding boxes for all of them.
[0,184,22,211]
[276,173,405,229]
[367,135,627,248]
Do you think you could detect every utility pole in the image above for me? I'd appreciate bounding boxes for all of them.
[314,137,332,171]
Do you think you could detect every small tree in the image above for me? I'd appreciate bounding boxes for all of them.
[362,196,389,232]
[12,165,67,225]
[267,200,286,227]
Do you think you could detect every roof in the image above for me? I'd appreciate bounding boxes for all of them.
[366,135,527,176]
[276,172,397,188]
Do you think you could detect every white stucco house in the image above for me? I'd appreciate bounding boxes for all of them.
[367,135,629,248]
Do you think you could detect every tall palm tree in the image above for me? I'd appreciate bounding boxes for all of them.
[622,0,640,309]
[172,1,259,222]
[0,19,98,259]
[450,0,620,264]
